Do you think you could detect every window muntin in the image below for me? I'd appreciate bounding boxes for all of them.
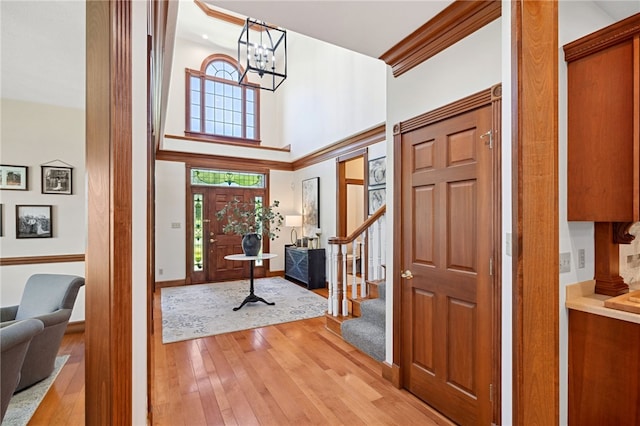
[186,55,258,142]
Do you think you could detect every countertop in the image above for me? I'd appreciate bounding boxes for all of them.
[566,280,640,324]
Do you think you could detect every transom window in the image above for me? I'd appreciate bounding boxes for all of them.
[186,54,259,143]
[190,168,266,188]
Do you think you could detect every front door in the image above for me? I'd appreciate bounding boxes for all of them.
[400,105,494,425]
[190,186,267,284]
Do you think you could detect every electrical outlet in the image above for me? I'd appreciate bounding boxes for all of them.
[159,268,163,275]
[506,233,512,257]
[578,249,585,269]
[171,222,181,229]
[560,252,571,273]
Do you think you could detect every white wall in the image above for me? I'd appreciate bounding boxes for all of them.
[500,5,513,421]
[155,160,186,280]
[132,1,148,421]
[278,33,387,159]
[0,99,86,321]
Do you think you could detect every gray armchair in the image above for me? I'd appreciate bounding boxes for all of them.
[1,318,44,421]
[0,274,84,392]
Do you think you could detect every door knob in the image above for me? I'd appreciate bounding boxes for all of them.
[401,270,413,279]
[210,239,217,243]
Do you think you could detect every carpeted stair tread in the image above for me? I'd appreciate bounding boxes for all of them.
[341,319,385,361]
[341,279,386,361]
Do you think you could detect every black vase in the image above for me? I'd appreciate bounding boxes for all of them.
[242,233,261,256]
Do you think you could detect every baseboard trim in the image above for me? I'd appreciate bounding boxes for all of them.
[66,321,85,334]
[266,270,284,278]
[382,361,401,388]
[154,279,186,291]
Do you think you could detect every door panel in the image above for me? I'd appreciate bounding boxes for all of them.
[210,189,248,282]
[401,106,493,425]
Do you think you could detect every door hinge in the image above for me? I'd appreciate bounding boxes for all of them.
[489,257,493,276]
[490,383,494,402]
[481,130,493,149]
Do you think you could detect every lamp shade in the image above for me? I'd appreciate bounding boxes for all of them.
[285,215,302,227]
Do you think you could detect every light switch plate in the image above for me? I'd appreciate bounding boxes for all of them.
[560,252,571,273]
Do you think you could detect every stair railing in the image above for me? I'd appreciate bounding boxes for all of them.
[327,205,386,317]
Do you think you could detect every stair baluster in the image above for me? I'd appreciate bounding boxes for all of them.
[327,205,386,317]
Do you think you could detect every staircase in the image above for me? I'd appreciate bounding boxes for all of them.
[341,280,385,361]
[325,205,387,362]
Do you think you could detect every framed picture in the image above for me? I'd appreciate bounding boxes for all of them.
[368,156,386,186]
[368,187,386,215]
[16,205,52,238]
[302,177,320,238]
[41,166,72,194]
[0,165,28,190]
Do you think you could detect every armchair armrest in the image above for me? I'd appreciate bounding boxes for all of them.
[31,309,72,328]
[0,305,18,322]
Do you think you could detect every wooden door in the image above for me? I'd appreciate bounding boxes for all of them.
[190,187,267,284]
[400,106,494,425]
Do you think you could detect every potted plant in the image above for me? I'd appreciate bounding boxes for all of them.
[215,198,285,256]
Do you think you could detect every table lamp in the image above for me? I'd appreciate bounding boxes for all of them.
[285,215,302,246]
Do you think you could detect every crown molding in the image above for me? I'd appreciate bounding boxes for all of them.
[380,0,501,78]
[563,12,640,62]
[194,0,245,27]
[291,124,385,170]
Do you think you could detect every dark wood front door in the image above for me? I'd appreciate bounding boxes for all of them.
[190,187,267,284]
[400,105,494,425]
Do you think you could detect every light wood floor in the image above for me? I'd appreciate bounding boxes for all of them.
[30,291,453,425]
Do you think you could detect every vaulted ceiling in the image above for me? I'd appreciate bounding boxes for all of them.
[1,1,638,110]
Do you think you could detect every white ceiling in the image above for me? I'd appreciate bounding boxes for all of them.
[206,1,454,58]
[1,1,639,110]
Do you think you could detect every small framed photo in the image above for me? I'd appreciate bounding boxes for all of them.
[368,187,386,215]
[368,156,386,187]
[16,205,52,238]
[0,165,28,190]
[42,166,72,194]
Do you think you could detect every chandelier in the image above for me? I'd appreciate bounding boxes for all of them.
[238,18,287,91]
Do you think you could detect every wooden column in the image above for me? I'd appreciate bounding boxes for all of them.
[512,1,559,424]
[594,222,631,296]
[86,0,133,423]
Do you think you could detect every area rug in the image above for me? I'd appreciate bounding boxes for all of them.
[161,277,327,343]
[2,355,69,426]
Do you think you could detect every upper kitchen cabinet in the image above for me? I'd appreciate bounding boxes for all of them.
[564,14,640,222]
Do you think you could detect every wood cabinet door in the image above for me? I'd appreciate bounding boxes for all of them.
[566,28,639,221]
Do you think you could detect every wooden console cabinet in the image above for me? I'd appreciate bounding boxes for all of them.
[568,310,640,425]
[564,13,640,222]
[284,245,326,289]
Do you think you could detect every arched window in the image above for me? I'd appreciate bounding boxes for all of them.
[186,54,260,143]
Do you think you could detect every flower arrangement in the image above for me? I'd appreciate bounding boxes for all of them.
[215,198,284,241]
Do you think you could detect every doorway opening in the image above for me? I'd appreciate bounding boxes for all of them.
[187,168,269,284]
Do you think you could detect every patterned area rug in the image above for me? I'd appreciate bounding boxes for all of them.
[161,277,327,343]
[2,355,69,426]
